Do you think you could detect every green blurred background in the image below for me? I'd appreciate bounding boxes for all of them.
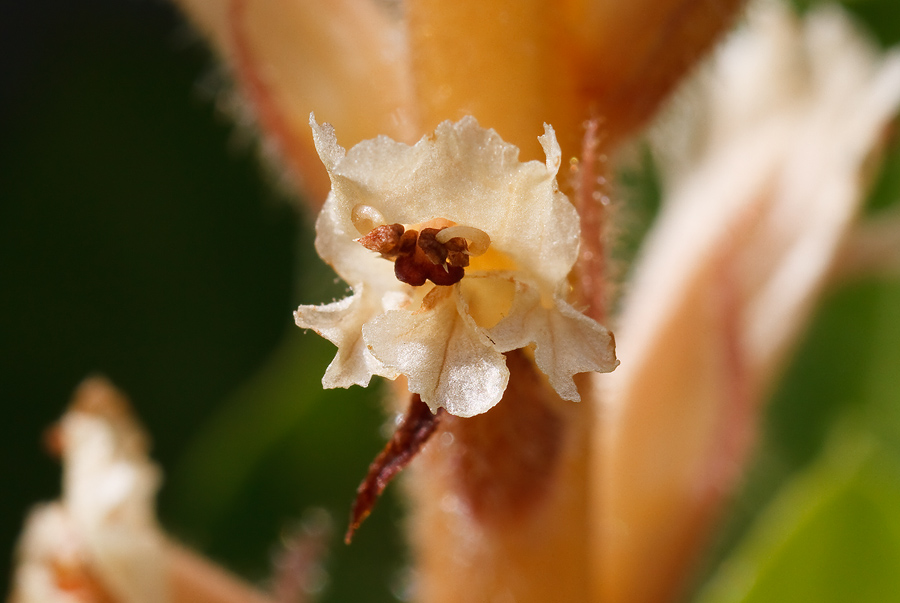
[1,1,900,602]
[0,1,404,600]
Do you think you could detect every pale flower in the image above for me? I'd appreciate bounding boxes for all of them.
[8,379,277,603]
[9,378,168,603]
[295,115,618,417]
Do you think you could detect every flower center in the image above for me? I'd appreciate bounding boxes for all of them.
[352,205,491,287]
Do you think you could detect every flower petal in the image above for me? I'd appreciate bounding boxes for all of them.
[488,280,618,401]
[295,284,399,388]
[310,115,580,293]
[308,131,399,290]
[362,288,508,417]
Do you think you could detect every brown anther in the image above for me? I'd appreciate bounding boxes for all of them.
[445,237,470,268]
[358,224,467,287]
[398,229,418,255]
[418,228,449,265]
[394,246,462,286]
[394,250,430,286]
[357,223,405,257]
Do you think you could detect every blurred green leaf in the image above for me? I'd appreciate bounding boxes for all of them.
[167,330,407,602]
[793,0,900,47]
[167,333,331,541]
[697,433,900,603]
[864,124,900,214]
[696,278,900,602]
[611,144,663,312]
[863,282,900,437]
[840,0,900,47]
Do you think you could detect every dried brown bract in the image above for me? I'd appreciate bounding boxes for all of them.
[346,395,444,543]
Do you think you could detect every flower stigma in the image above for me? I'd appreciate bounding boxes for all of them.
[295,114,618,417]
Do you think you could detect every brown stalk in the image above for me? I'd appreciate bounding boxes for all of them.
[408,350,593,603]
[572,117,609,324]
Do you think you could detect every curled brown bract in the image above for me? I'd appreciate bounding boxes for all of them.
[346,394,444,543]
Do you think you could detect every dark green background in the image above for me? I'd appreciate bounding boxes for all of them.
[0,1,403,600]
[2,1,900,602]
